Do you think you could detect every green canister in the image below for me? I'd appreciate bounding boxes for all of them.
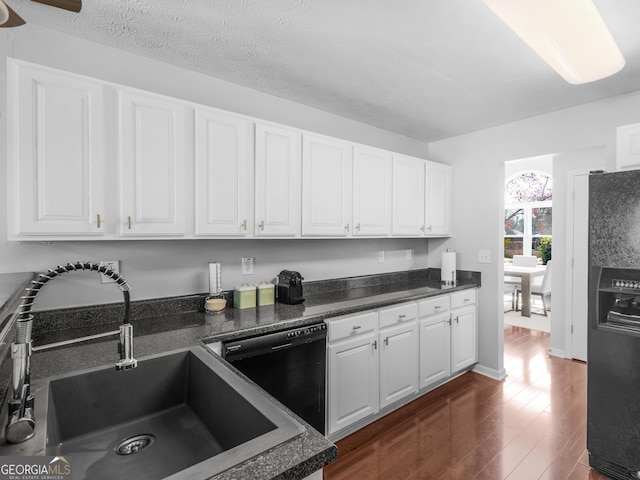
[233,283,256,309]
[256,281,275,306]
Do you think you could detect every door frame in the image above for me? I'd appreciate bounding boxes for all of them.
[564,167,602,360]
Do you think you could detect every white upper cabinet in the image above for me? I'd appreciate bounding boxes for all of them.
[7,60,453,241]
[8,60,106,237]
[425,162,452,236]
[119,88,191,236]
[392,155,426,236]
[302,134,353,236]
[195,107,252,236]
[353,146,392,236]
[616,123,640,171]
[254,123,301,237]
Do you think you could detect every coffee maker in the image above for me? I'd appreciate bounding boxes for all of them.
[277,270,305,305]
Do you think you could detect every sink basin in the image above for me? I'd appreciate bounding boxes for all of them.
[0,347,304,479]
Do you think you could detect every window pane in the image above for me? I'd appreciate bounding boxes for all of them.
[505,208,524,235]
[532,207,552,235]
[505,237,523,259]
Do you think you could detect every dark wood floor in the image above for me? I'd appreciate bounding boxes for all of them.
[324,325,609,480]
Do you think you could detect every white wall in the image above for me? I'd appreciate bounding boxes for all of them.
[429,89,640,379]
[0,25,431,310]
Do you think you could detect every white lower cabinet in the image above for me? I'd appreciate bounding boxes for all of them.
[327,289,477,438]
[419,312,451,388]
[378,302,419,409]
[450,290,478,372]
[327,312,379,436]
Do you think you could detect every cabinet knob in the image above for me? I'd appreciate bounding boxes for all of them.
[97,214,101,229]
[447,317,452,326]
[259,220,265,231]
[127,216,132,230]
[428,225,433,232]
[464,298,471,302]
[352,325,361,330]
[372,340,377,350]
[455,316,460,323]
[398,314,406,319]
[345,223,350,232]
[242,219,247,231]
[384,337,389,346]
[434,305,441,310]
[356,223,361,232]
[420,225,425,232]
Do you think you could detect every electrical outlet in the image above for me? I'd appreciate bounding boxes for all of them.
[478,250,491,264]
[99,260,120,284]
[242,257,254,275]
[378,250,385,263]
[406,249,413,261]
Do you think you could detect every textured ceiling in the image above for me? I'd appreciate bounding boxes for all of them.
[5,0,640,142]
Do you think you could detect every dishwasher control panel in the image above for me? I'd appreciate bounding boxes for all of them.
[286,323,327,338]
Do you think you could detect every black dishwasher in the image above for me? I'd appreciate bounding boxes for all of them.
[222,323,327,435]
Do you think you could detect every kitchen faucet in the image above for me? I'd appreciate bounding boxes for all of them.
[4,261,136,444]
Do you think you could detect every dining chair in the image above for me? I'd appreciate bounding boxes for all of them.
[505,254,536,287]
[512,255,538,267]
[515,260,552,316]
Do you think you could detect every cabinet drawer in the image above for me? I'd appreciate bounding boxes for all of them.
[379,302,418,328]
[450,290,476,309]
[419,295,450,317]
[327,311,378,342]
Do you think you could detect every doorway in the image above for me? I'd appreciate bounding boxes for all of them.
[503,157,553,333]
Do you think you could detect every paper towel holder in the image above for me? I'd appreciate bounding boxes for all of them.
[441,249,457,287]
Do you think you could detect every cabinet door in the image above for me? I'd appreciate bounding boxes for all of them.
[195,108,251,236]
[353,146,392,236]
[425,162,452,236]
[379,321,419,409]
[392,155,425,236]
[419,313,451,389]
[9,61,105,236]
[119,89,190,236]
[451,305,477,372]
[328,332,379,435]
[616,123,640,171]
[302,134,353,236]
[255,123,301,237]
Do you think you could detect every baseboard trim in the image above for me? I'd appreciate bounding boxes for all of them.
[548,347,566,358]
[473,363,507,381]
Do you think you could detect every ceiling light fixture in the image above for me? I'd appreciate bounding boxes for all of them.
[483,0,625,84]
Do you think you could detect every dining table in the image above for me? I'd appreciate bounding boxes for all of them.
[504,264,547,317]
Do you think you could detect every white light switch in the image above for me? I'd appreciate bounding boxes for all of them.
[478,250,491,264]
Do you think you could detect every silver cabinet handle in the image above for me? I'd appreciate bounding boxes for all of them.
[97,214,101,228]
[352,325,361,330]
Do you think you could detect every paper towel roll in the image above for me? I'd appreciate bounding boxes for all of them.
[441,251,456,285]
[209,262,222,295]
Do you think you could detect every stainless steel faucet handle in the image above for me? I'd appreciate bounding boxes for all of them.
[116,323,137,371]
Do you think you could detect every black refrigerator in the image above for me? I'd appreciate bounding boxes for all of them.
[588,169,640,480]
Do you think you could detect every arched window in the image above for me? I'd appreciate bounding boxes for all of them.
[504,171,552,262]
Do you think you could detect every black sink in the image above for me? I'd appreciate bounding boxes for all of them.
[0,347,304,479]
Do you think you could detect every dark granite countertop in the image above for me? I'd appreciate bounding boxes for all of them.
[0,268,480,479]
